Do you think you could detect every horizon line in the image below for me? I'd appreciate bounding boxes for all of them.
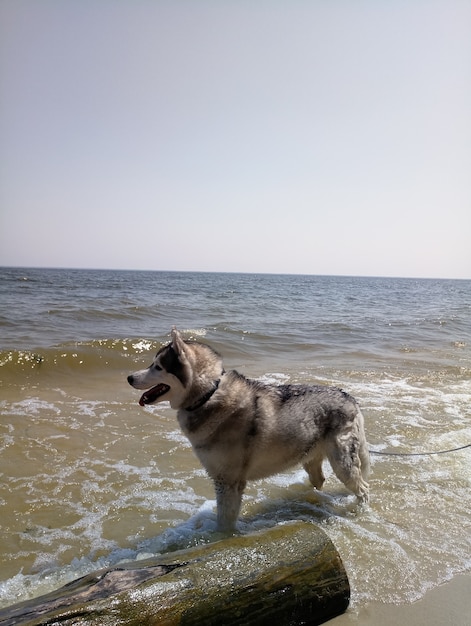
[1,264,469,282]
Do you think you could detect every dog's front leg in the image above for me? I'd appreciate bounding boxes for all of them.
[214,479,246,532]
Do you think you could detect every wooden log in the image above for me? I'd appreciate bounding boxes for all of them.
[0,521,349,626]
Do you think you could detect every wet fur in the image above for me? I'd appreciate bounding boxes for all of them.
[128,328,370,531]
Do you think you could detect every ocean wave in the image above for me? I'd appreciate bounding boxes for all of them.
[0,339,161,381]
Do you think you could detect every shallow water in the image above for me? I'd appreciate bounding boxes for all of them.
[0,268,470,609]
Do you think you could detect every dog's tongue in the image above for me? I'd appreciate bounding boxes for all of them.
[139,384,170,406]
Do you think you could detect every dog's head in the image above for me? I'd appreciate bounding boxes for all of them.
[127,327,224,409]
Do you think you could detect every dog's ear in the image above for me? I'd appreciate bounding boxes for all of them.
[171,326,186,356]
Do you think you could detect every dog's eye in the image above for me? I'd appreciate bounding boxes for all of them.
[154,364,162,371]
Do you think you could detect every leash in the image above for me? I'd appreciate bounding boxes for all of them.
[369,442,471,457]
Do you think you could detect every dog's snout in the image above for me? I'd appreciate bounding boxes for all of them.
[127,374,134,386]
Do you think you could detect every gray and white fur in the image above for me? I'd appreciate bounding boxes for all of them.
[128,327,369,531]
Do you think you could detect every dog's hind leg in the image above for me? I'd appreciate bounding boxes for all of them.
[303,449,326,491]
[214,479,246,532]
[358,434,370,481]
[326,436,369,503]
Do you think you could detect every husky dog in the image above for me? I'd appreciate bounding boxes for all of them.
[128,328,369,531]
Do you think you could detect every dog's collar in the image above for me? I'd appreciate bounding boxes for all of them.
[184,378,222,412]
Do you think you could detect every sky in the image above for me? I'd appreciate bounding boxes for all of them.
[1,0,470,279]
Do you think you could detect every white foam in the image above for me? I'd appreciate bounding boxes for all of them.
[183,328,207,338]
[132,339,154,353]
[257,372,290,384]
[1,398,61,416]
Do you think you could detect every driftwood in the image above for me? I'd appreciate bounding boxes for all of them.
[0,521,349,626]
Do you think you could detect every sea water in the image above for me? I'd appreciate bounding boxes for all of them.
[0,268,470,609]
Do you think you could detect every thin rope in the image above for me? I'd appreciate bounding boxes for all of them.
[369,443,471,457]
